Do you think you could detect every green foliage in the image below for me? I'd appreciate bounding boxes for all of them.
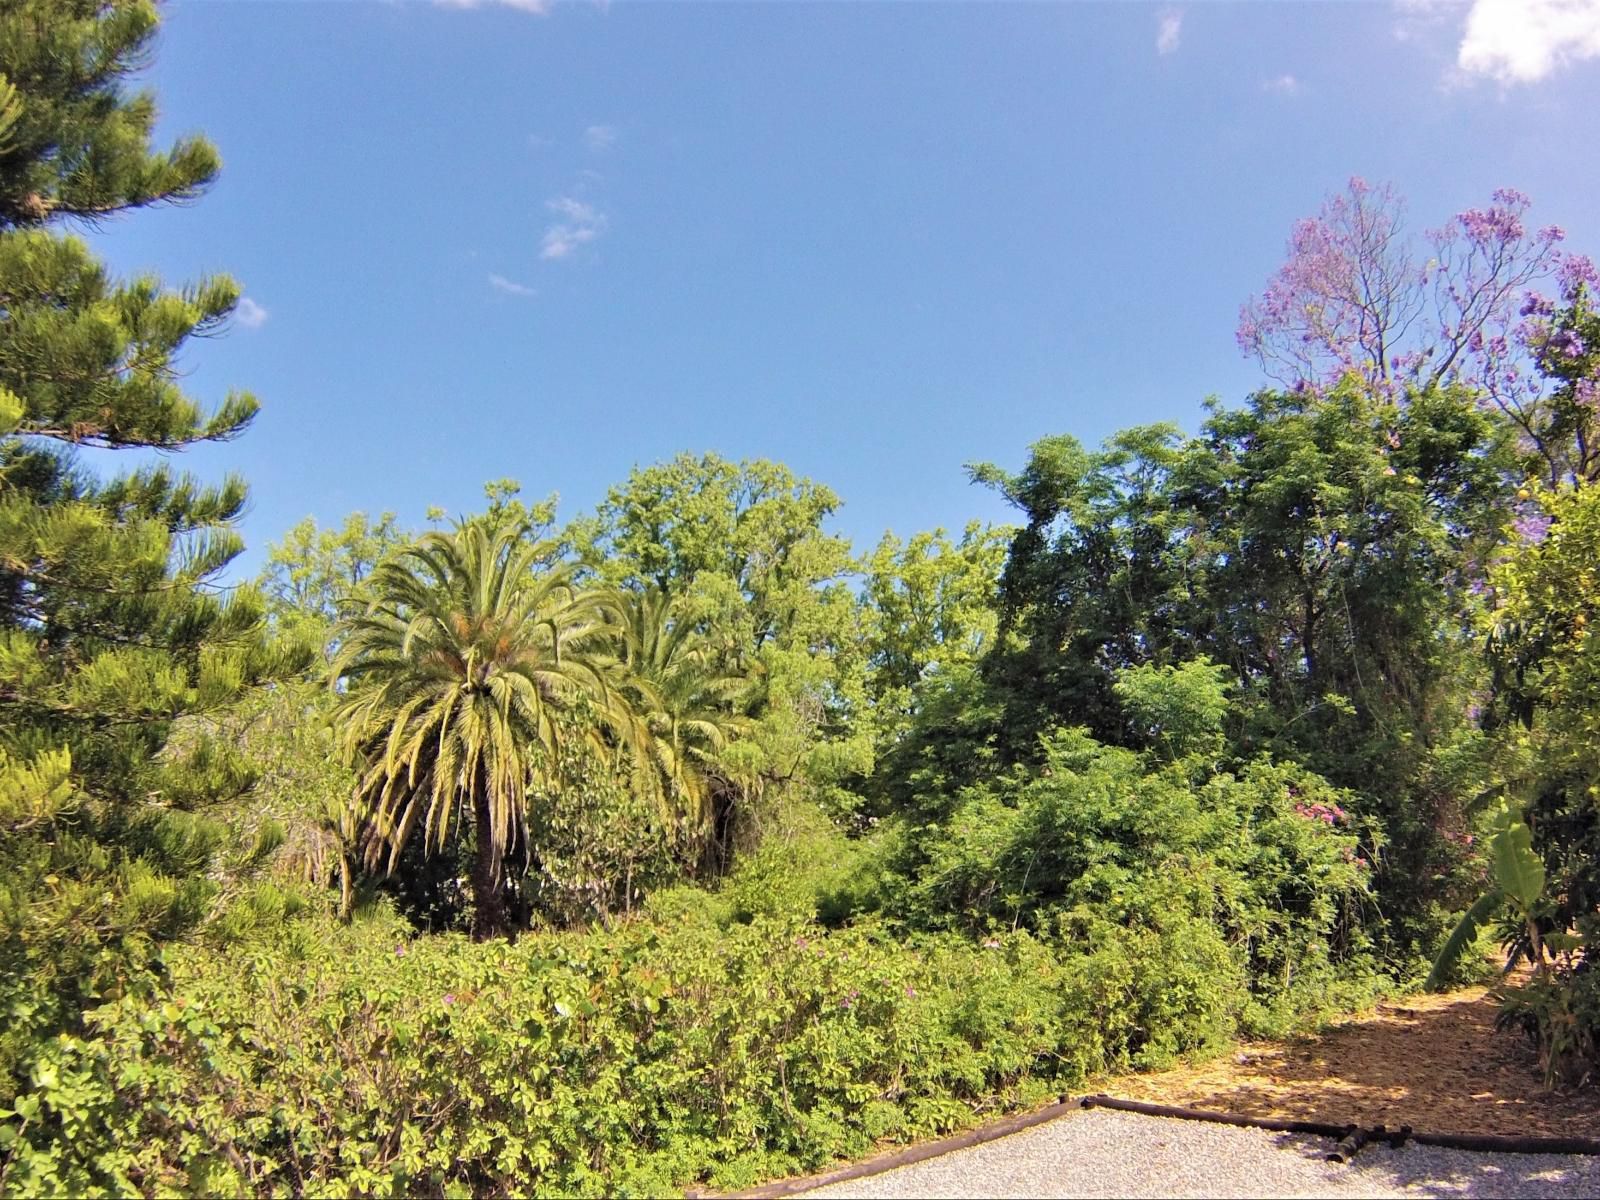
[0,899,1372,1198]
[332,514,646,938]
[259,510,406,646]
[1459,480,1600,1080]
[522,705,686,929]
[708,800,901,928]
[1112,658,1231,762]
[859,522,1010,714]
[0,0,306,1138]
[950,382,1513,961]
[614,584,759,861]
[571,452,871,821]
[882,714,1381,1033]
[0,0,221,228]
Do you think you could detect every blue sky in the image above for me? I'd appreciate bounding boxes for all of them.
[87,0,1600,576]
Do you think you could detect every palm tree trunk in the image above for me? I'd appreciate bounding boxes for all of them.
[470,787,509,940]
[337,850,354,922]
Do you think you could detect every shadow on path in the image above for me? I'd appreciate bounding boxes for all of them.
[1270,1129,1600,1198]
[1105,987,1599,1138]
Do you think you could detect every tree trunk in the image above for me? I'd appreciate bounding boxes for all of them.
[337,850,354,923]
[470,788,508,940]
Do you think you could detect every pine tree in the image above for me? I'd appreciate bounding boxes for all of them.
[0,0,306,1094]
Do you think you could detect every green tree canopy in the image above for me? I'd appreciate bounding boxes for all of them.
[0,0,304,1098]
[331,517,644,938]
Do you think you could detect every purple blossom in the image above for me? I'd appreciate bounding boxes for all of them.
[1239,180,1566,405]
[1521,291,1555,318]
[1456,189,1534,247]
[1513,512,1552,543]
[1561,332,1586,359]
[1559,254,1598,293]
[442,993,456,1006]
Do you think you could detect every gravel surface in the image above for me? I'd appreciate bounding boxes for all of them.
[800,1109,1600,1199]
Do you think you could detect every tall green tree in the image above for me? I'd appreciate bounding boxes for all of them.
[615,584,756,866]
[955,382,1513,957]
[571,452,870,818]
[259,511,405,645]
[859,522,1010,729]
[0,0,303,1099]
[331,517,641,938]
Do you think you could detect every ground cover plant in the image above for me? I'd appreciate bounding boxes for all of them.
[3,3,1599,1197]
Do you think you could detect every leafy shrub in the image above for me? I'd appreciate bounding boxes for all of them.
[0,897,1339,1198]
[1464,481,1600,1080]
[886,723,1384,1036]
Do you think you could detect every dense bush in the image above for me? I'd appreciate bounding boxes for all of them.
[886,719,1384,1034]
[1463,480,1600,1083]
[0,906,1257,1197]
[1,726,1396,1199]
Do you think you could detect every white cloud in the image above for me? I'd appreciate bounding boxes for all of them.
[433,0,551,13]
[1262,73,1301,94]
[1456,0,1600,83]
[488,273,536,297]
[584,124,617,152]
[235,296,269,329]
[539,197,607,260]
[1156,8,1183,55]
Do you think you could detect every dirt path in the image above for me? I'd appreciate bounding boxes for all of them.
[1091,985,1599,1138]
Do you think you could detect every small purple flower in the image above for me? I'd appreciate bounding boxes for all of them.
[395,944,406,958]
[1559,253,1598,293]
[442,993,456,1006]
[1513,512,1552,543]
[1521,291,1556,318]
[905,985,917,999]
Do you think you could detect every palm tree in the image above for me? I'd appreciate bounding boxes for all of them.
[331,517,635,938]
[616,586,756,860]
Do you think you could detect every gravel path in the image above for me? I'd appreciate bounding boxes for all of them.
[800,1109,1600,1198]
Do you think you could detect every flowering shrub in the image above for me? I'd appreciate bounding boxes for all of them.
[1292,800,1346,824]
